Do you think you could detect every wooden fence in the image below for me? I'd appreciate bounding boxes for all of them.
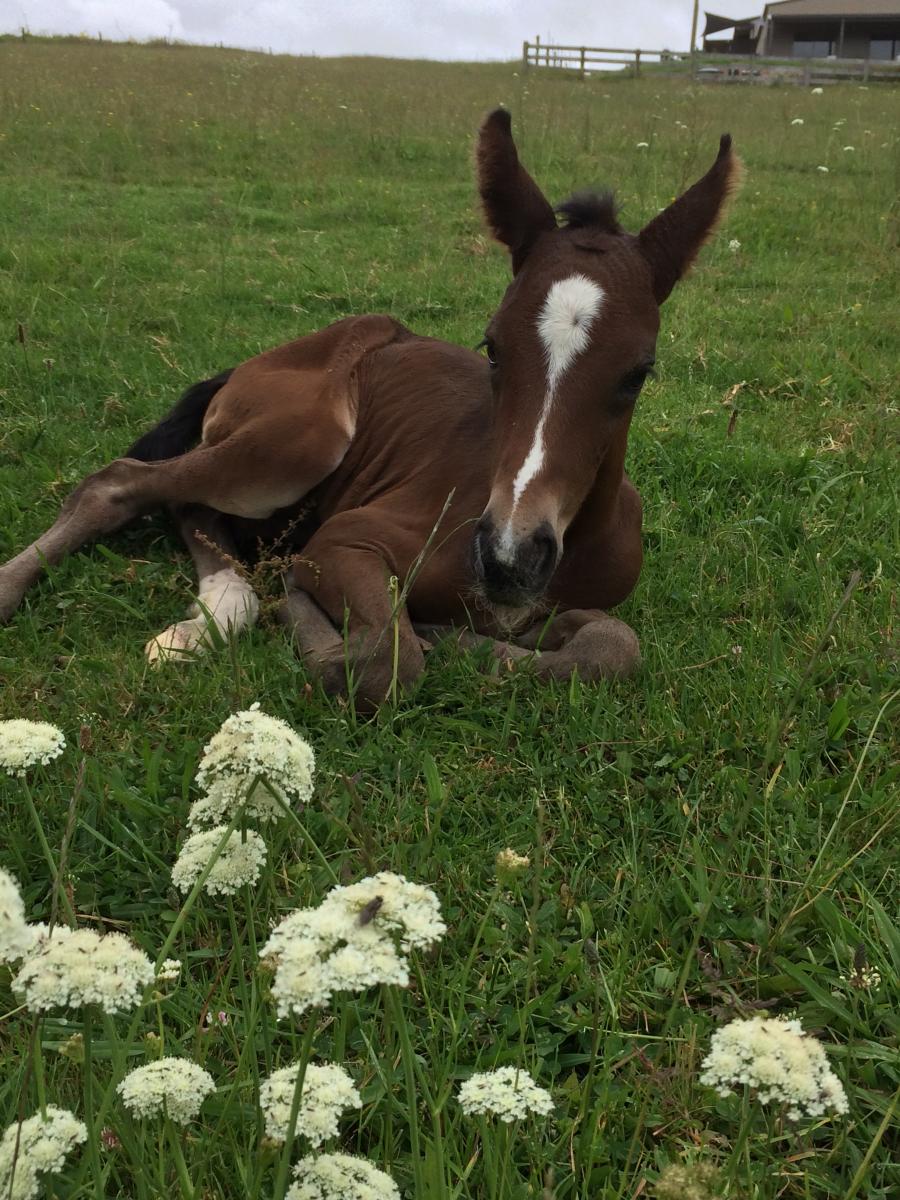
[522,37,900,84]
[522,38,686,78]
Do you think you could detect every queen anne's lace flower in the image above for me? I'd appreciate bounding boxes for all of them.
[287,1152,400,1200]
[156,958,182,983]
[260,1062,361,1145]
[0,1106,87,1200]
[261,873,445,1017]
[172,827,266,896]
[191,705,315,826]
[13,927,153,1014]
[699,1016,848,1120]
[495,849,530,877]
[117,1057,215,1124]
[0,868,37,965]
[458,1066,554,1122]
[0,720,65,777]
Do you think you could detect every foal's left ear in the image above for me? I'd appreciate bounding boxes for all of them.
[638,134,742,304]
[477,108,557,274]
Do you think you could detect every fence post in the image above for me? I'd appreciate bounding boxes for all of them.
[580,47,586,79]
[635,48,641,77]
[523,40,529,71]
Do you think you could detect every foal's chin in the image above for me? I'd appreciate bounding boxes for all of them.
[470,580,546,635]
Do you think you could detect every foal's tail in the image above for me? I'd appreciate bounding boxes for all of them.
[125,369,233,462]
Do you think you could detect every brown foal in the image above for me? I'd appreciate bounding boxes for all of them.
[0,110,739,708]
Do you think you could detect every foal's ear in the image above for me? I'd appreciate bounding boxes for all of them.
[638,134,742,304]
[477,108,557,273]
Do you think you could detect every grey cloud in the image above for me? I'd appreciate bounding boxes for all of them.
[4,0,757,59]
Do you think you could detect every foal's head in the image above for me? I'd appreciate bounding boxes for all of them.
[472,109,740,609]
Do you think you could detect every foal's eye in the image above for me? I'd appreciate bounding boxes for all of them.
[481,338,499,369]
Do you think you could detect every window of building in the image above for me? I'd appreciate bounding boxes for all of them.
[793,39,834,58]
[869,38,899,60]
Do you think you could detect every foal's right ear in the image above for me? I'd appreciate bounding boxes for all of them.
[477,108,557,274]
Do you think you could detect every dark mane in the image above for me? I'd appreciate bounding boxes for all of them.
[556,190,622,236]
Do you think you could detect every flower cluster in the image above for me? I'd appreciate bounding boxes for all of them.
[13,928,154,1014]
[117,1058,216,1124]
[458,1066,554,1122]
[189,704,315,827]
[0,868,36,965]
[156,958,182,984]
[172,826,267,896]
[0,1106,87,1200]
[699,1016,848,1120]
[287,1152,400,1200]
[655,1162,723,1200]
[495,848,530,878]
[0,719,65,777]
[261,872,445,1017]
[260,1062,361,1146]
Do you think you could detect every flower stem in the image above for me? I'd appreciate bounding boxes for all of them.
[82,813,244,1181]
[167,1118,196,1199]
[271,1017,317,1200]
[22,780,76,924]
[83,1008,104,1200]
[384,986,425,1199]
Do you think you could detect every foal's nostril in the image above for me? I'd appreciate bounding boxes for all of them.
[530,527,558,578]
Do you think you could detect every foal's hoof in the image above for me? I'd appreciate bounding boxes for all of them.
[145,619,208,665]
[534,615,641,682]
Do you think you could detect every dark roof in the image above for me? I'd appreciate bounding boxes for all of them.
[763,0,900,18]
[704,11,760,36]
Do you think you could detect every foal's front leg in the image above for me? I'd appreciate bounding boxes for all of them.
[278,512,427,710]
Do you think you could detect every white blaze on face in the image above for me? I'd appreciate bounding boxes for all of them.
[498,274,605,562]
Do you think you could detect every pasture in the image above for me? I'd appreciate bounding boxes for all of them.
[1,35,898,1199]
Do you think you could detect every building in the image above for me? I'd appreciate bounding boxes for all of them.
[703,2,900,59]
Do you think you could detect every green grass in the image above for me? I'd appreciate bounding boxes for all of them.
[1,35,898,1200]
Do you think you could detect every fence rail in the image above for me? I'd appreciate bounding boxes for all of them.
[522,38,686,77]
[522,37,900,83]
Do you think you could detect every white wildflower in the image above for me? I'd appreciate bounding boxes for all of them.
[117,1057,215,1124]
[636,141,649,148]
[13,927,153,1014]
[699,1015,848,1120]
[811,86,823,94]
[192,704,314,826]
[840,964,881,990]
[0,868,36,965]
[172,826,266,897]
[495,848,531,877]
[287,1152,400,1200]
[843,145,855,152]
[261,872,444,1017]
[260,1062,361,1146]
[728,239,741,254]
[817,165,830,173]
[156,958,182,983]
[458,1066,554,1122]
[0,1106,87,1199]
[0,720,65,777]
[790,118,804,126]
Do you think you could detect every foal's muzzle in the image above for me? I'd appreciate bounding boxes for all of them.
[472,516,560,606]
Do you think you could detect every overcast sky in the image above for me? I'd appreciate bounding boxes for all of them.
[3,1,759,59]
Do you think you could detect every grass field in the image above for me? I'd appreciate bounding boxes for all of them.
[1,34,898,1200]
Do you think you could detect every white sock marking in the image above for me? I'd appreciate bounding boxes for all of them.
[145,569,259,665]
[499,274,605,559]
